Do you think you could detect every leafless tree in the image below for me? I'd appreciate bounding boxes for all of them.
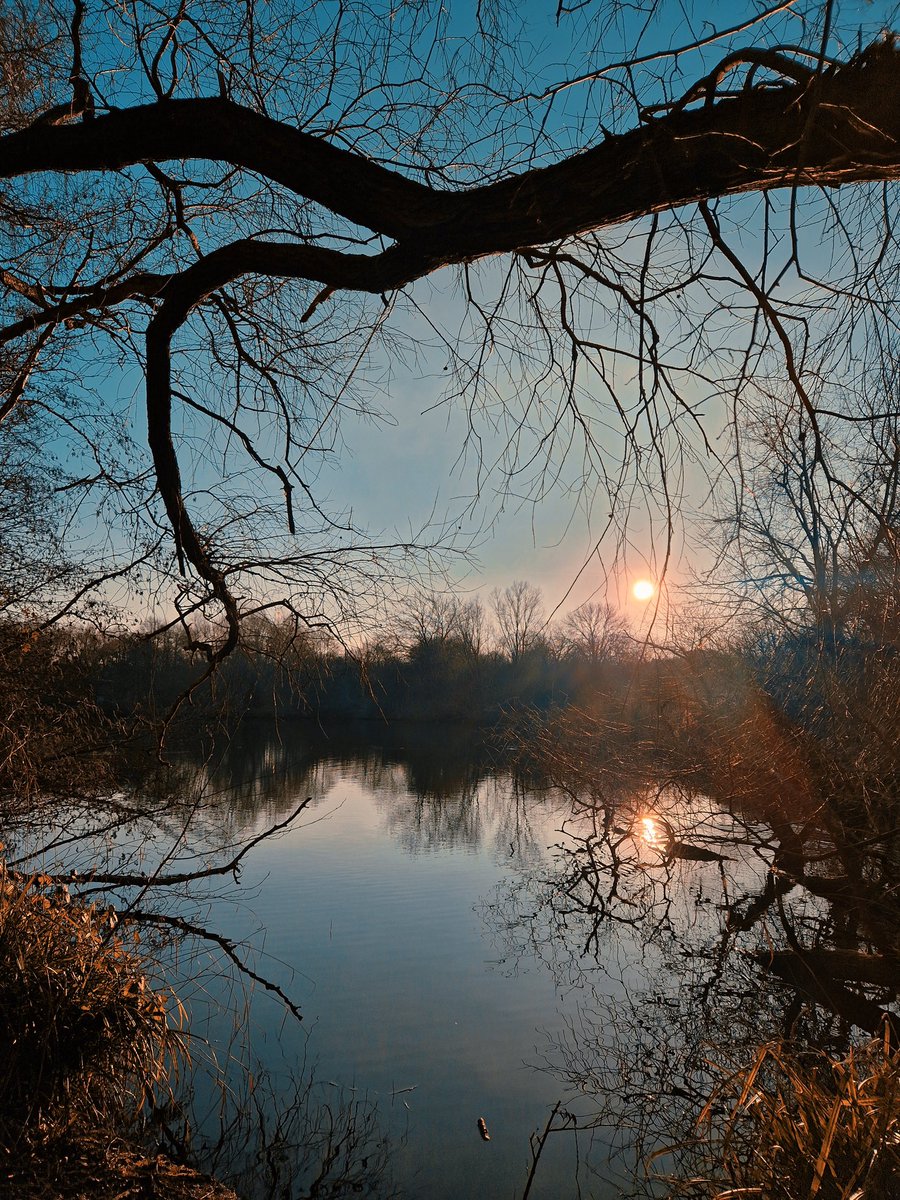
[454,596,489,660]
[395,592,464,652]
[710,385,900,646]
[4,0,900,660]
[396,590,488,659]
[491,580,545,661]
[561,601,629,663]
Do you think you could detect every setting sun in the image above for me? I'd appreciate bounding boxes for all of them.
[632,579,655,602]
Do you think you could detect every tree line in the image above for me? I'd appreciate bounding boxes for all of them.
[6,547,897,758]
[88,581,635,722]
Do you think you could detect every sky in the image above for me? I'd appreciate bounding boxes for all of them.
[319,284,694,618]
[273,0,892,620]
[26,0,900,634]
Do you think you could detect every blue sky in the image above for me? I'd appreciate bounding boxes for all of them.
[30,0,900,631]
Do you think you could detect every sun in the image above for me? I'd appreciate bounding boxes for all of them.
[632,578,655,602]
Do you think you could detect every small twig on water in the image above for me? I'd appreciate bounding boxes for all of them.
[521,1100,562,1200]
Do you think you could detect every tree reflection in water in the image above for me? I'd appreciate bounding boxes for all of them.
[491,650,900,1198]
[12,696,898,1197]
[3,720,415,1200]
[191,705,900,1196]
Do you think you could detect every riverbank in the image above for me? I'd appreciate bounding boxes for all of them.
[0,867,239,1200]
[3,1136,239,1200]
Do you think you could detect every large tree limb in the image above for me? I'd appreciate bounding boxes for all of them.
[143,238,429,655]
[2,42,900,251]
[2,97,442,241]
[8,39,900,662]
[0,271,169,345]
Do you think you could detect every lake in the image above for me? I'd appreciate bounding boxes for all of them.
[145,720,770,1200]
[172,722,648,1199]
[13,716,900,1198]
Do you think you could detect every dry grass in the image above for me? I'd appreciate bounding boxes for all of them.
[0,863,222,1197]
[0,1133,239,1200]
[0,862,185,1148]
[658,1031,900,1199]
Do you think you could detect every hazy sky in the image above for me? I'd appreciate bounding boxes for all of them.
[308,269,702,623]
[296,0,881,619]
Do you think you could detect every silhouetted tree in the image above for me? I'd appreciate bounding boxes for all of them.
[561,601,630,664]
[4,2,900,658]
[491,581,545,662]
[714,390,900,651]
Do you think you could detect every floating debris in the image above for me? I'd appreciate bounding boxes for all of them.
[477,1117,491,1141]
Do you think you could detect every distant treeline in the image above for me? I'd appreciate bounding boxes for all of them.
[4,573,897,813]
[94,618,632,723]
[70,616,900,728]
[83,584,643,722]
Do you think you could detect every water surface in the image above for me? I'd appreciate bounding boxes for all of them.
[183,725,638,1199]
[18,715,899,1197]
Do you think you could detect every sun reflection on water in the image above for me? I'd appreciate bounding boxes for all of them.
[639,816,666,849]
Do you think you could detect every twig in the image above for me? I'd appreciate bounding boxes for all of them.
[126,907,304,1023]
[17,797,312,891]
[521,1100,562,1200]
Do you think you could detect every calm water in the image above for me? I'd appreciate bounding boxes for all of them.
[175,725,644,1199]
[17,717,897,1197]
[147,720,776,1200]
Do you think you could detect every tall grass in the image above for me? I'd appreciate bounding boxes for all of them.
[656,1031,900,1199]
[0,862,185,1147]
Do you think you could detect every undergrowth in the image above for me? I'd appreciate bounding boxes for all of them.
[657,1031,900,1199]
[0,861,185,1150]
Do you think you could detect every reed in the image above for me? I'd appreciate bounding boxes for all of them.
[659,1032,900,1199]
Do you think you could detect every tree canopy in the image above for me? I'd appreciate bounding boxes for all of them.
[3,0,900,657]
